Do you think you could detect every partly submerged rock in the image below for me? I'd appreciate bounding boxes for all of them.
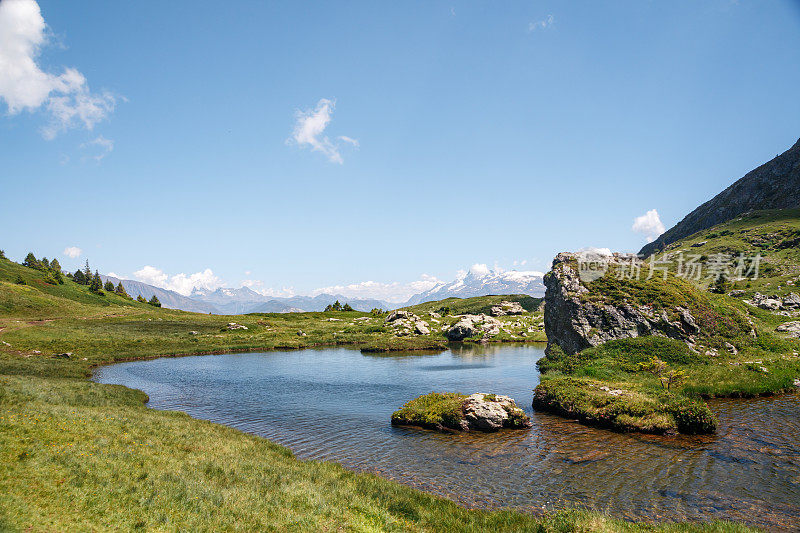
[391,392,531,433]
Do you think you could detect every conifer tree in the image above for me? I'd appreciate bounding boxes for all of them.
[40,257,50,270]
[90,270,103,293]
[0,250,5,259]
[53,270,64,284]
[148,295,161,307]
[137,295,147,303]
[115,282,129,298]
[83,260,92,282]
[104,280,115,292]
[15,274,26,285]
[73,269,86,284]
[22,252,38,269]
[50,258,61,273]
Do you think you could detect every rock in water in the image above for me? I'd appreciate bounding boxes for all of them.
[391,392,531,433]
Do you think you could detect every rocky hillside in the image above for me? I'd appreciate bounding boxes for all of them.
[640,137,800,257]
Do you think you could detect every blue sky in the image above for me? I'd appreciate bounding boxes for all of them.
[2,0,799,301]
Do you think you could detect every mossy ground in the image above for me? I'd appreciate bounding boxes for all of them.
[391,392,468,430]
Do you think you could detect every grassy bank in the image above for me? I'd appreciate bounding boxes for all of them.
[0,255,757,531]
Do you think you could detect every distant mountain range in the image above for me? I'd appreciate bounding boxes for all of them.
[102,266,545,315]
[101,275,219,314]
[640,137,800,257]
[404,267,545,306]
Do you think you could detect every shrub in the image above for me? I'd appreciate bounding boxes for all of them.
[15,275,26,285]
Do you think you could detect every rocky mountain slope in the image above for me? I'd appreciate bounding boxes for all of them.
[640,137,800,257]
[189,287,392,314]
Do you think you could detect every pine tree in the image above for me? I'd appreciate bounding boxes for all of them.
[90,270,103,293]
[342,303,354,311]
[83,260,92,283]
[40,257,50,270]
[15,275,26,285]
[148,295,162,307]
[137,295,147,303]
[22,252,38,269]
[53,270,64,284]
[104,280,115,292]
[0,250,5,259]
[73,269,86,284]
[50,258,61,273]
[115,282,129,298]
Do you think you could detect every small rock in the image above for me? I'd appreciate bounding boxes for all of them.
[724,342,738,356]
[776,321,800,334]
[189,331,199,335]
[414,321,430,335]
[32,350,41,354]
[225,322,248,330]
[297,330,307,337]
[327,318,342,322]
[52,352,72,359]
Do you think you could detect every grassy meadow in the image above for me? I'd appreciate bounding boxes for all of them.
[1,253,757,531]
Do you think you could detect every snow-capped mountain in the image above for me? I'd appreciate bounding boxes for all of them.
[404,265,545,306]
[189,287,393,314]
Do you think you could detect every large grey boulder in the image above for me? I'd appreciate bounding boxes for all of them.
[783,293,800,308]
[544,252,703,355]
[776,321,800,335]
[462,394,532,431]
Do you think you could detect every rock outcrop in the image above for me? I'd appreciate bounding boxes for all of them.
[445,314,502,340]
[490,301,526,316]
[544,252,703,355]
[391,392,532,433]
[385,310,430,336]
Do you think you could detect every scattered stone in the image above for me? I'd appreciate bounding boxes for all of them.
[724,342,738,356]
[52,352,72,359]
[297,330,306,336]
[353,317,371,322]
[691,241,708,247]
[600,386,626,396]
[32,350,41,354]
[794,379,800,388]
[490,301,526,316]
[728,290,746,297]
[385,310,418,323]
[189,331,199,335]
[225,322,248,330]
[414,321,430,335]
[1,341,10,347]
[327,318,342,322]
[784,293,800,308]
[776,321,800,334]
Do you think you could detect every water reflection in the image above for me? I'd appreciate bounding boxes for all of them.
[94,344,800,531]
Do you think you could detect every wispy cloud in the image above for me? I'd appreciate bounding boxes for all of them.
[632,209,666,243]
[311,274,442,304]
[81,135,114,161]
[528,14,554,32]
[133,266,223,296]
[62,246,82,258]
[288,98,356,164]
[0,0,117,138]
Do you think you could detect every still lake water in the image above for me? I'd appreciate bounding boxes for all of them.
[94,344,800,530]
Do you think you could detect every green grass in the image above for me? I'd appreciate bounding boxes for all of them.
[0,254,761,531]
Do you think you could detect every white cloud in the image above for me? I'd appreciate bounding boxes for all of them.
[578,246,613,256]
[106,272,119,278]
[240,279,296,298]
[133,266,223,296]
[0,0,116,138]
[81,135,114,161]
[62,246,82,258]
[288,98,356,164]
[311,274,442,304]
[632,209,666,243]
[528,14,554,32]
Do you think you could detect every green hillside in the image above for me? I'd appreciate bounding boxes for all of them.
[402,294,542,316]
[649,208,800,298]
